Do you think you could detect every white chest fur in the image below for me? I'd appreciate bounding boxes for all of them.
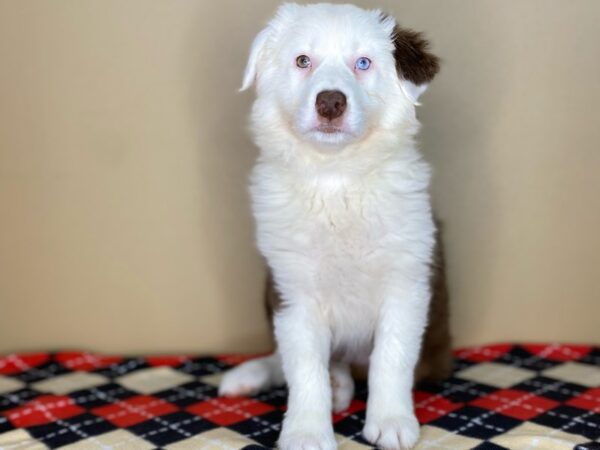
[250,153,434,361]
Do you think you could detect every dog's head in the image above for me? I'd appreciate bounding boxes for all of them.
[242,3,439,152]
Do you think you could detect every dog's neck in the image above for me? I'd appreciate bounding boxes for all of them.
[255,124,422,182]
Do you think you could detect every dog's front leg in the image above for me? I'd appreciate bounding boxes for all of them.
[275,301,337,450]
[364,274,430,450]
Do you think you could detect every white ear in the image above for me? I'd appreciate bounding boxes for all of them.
[400,81,428,106]
[240,26,272,91]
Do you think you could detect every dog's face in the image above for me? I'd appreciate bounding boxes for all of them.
[242,3,439,152]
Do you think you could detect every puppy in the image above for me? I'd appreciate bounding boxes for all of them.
[220,4,451,449]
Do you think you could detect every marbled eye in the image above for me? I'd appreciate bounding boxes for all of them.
[296,55,311,69]
[355,57,371,71]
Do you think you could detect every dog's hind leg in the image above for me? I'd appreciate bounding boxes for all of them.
[331,361,354,413]
[219,352,284,397]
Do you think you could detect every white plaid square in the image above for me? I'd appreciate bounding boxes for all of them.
[165,427,258,449]
[0,375,25,394]
[198,372,224,388]
[58,429,156,449]
[456,362,536,388]
[490,421,587,449]
[116,366,194,394]
[31,372,109,394]
[414,424,483,449]
[0,429,48,449]
[542,362,600,388]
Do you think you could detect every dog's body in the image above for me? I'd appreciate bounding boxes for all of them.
[220,4,450,449]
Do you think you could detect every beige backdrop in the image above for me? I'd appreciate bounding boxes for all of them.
[1,0,599,354]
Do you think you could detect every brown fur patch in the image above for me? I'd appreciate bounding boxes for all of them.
[414,224,453,383]
[264,269,279,347]
[380,13,440,85]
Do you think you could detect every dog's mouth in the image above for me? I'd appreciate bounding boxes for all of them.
[303,122,357,146]
[315,124,344,134]
[296,114,358,147]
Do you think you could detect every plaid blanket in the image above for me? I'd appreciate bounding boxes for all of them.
[0,344,598,449]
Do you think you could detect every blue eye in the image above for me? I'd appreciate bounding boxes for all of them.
[355,57,371,70]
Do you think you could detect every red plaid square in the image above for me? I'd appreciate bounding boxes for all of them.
[566,387,600,411]
[55,352,123,371]
[470,389,559,420]
[522,344,592,362]
[92,395,178,427]
[3,395,84,427]
[414,390,463,423]
[0,354,50,375]
[216,353,270,366]
[144,356,191,367]
[333,399,366,423]
[454,344,513,362]
[186,397,275,425]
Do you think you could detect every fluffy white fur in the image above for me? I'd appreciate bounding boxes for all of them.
[220,4,436,449]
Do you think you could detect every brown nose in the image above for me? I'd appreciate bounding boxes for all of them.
[316,90,347,120]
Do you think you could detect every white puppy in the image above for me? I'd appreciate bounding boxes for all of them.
[220,3,441,449]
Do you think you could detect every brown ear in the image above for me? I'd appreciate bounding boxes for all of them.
[392,25,440,85]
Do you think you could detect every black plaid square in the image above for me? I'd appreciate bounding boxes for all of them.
[0,388,39,412]
[429,405,521,440]
[575,443,600,450]
[27,413,116,448]
[532,405,600,441]
[0,415,13,434]
[334,412,371,446]
[494,346,561,371]
[512,375,588,402]
[70,382,137,409]
[432,377,498,403]
[127,411,216,447]
[153,380,217,408]
[580,348,600,367]
[252,385,289,409]
[228,409,284,447]
[451,357,478,372]
[12,362,70,384]
[94,358,150,378]
[175,357,230,377]
[472,442,511,449]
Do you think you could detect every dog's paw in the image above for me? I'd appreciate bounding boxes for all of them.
[278,434,337,450]
[278,421,337,450]
[363,413,420,450]
[218,360,270,397]
[330,365,354,413]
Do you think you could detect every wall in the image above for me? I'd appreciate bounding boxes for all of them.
[1,0,598,354]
